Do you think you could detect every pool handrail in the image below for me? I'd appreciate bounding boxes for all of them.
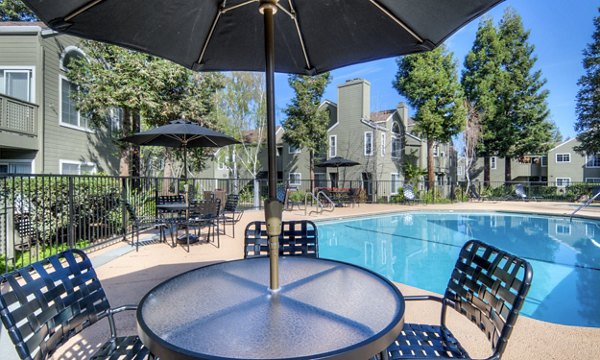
[570,187,600,220]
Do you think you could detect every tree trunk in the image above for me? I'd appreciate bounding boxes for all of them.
[253,178,260,209]
[163,149,174,193]
[427,140,434,192]
[504,156,512,185]
[119,108,132,177]
[484,156,490,187]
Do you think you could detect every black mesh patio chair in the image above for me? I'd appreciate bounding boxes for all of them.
[244,220,318,258]
[0,249,151,360]
[403,184,423,204]
[123,201,169,250]
[382,240,533,360]
[218,193,244,237]
[188,199,221,247]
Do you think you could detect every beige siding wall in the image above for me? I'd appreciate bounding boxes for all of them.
[40,34,118,174]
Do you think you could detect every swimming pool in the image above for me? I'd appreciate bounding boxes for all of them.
[318,212,600,328]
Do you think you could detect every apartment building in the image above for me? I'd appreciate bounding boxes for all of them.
[0,22,118,175]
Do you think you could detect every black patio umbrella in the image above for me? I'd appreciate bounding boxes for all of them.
[316,156,360,187]
[23,0,503,290]
[120,119,239,249]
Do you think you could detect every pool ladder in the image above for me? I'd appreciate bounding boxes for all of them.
[304,191,336,216]
[569,190,600,220]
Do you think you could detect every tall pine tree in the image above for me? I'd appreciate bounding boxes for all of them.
[394,45,466,191]
[282,73,331,190]
[575,8,600,154]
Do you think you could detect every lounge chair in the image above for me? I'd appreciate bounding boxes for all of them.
[0,249,151,360]
[381,240,533,360]
[403,184,423,204]
[244,220,318,258]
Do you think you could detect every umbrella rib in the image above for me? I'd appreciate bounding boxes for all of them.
[197,0,259,66]
[279,0,313,73]
[187,134,220,147]
[65,0,106,22]
[368,0,424,44]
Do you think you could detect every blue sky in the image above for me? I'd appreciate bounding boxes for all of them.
[273,0,598,141]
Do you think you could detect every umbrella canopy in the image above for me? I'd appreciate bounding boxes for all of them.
[23,0,503,289]
[316,156,360,168]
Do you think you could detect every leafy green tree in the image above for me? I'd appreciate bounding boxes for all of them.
[67,41,224,178]
[393,45,466,191]
[215,72,266,207]
[0,0,36,21]
[282,73,331,190]
[462,10,553,184]
[575,8,600,154]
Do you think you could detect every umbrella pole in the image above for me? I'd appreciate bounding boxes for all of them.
[183,143,190,252]
[262,0,282,291]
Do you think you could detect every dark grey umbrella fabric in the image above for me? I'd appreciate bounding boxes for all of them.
[24,0,503,75]
[316,156,360,168]
[120,119,239,148]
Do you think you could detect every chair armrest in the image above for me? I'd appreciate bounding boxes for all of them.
[108,304,138,315]
[404,294,444,303]
[104,305,138,339]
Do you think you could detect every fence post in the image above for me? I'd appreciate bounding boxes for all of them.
[67,177,75,248]
[121,177,128,241]
[154,177,159,220]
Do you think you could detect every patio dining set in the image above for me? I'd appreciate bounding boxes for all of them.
[0,215,533,360]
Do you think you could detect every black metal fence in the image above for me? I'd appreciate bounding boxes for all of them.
[2,173,598,274]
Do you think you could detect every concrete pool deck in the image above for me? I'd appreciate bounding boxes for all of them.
[25,201,600,359]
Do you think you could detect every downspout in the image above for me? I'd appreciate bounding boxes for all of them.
[41,43,46,173]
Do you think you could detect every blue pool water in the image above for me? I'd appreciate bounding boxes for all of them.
[318,212,600,328]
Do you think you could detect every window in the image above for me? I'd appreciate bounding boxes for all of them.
[0,67,34,102]
[60,160,96,175]
[556,153,571,163]
[60,76,89,129]
[217,156,229,170]
[329,135,337,158]
[585,178,600,183]
[556,177,571,187]
[555,223,571,235]
[433,144,439,157]
[288,145,301,154]
[364,131,373,156]
[457,166,463,176]
[541,156,548,167]
[491,156,497,170]
[586,154,600,168]
[380,133,386,156]
[289,172,301,186]
[391,173,400,194]
[437,174,444,186]
[0,160,33,174]
[391,136,401,158]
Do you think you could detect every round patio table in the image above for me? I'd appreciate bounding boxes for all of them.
[137,257,405,360]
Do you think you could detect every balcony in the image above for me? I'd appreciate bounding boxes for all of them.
[0,93,38,149]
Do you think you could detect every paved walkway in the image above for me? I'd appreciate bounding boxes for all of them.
[41,201,600,359]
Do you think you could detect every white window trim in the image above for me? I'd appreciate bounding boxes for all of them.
[59,75,92,132]
[585,154,600,168]
[391,136,401,159]
[364,131,373,156]
[490,156,497,170]
[380,133,386,157]
[555,153,571,163]
[556,177,571,188]
[329,135,337,158]
[0,65,36,103]
[59,159,97,175]
[391,173,400,194]
[555,223,571,235]
[59,46,87,72]
[289,172,301,186]
[585,177,600,183]
[288,145,301,154]
[0,159,34,174]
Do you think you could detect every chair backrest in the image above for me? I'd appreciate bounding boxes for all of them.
[468,184,480,200]
[224,194,240,212]
[514,184,527,198]
[244,220,319,259]
[189,199,220,219]
[157,194,185,204]
[403,184,416,200]
[443,240,533,358]
[0,249,110,360]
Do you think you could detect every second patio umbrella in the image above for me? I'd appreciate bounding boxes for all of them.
[120,119,239,249]
[24,0,503,290]
[316,156,360,187]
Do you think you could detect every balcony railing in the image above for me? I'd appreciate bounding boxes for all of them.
[0,93,38,136]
